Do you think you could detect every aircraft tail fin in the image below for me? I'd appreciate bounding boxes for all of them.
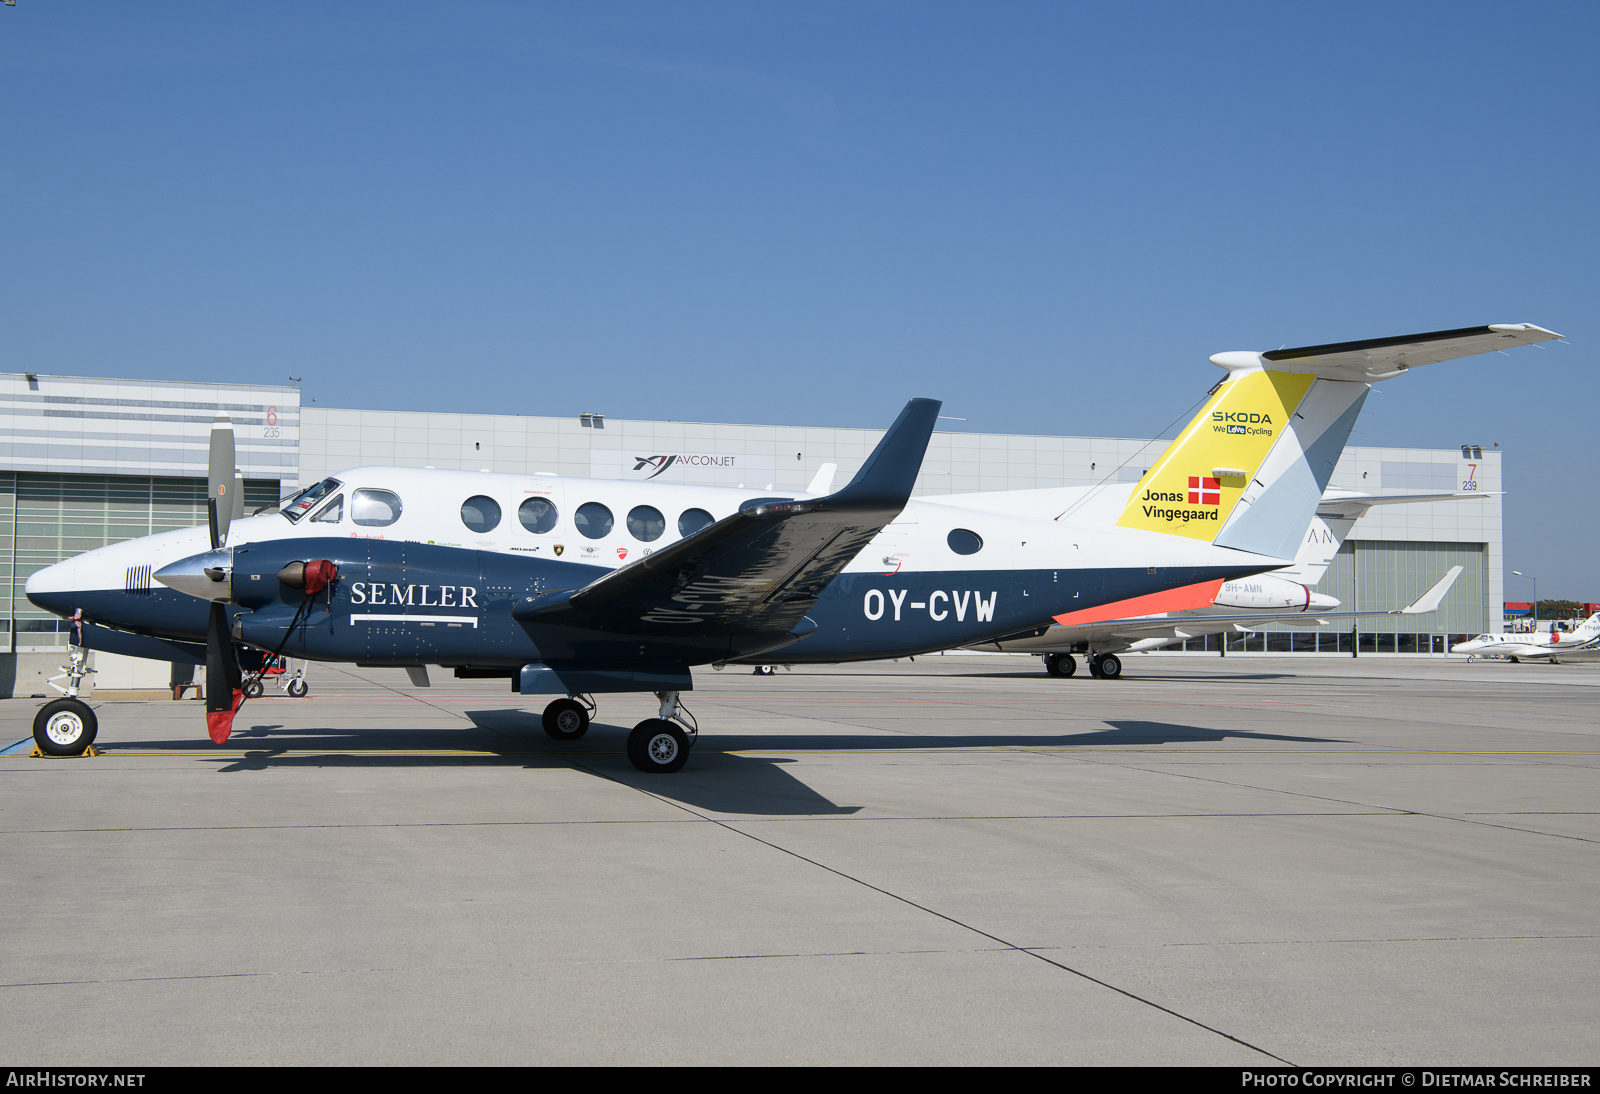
[1573,612,1600,640]
[1115,369,1367,561]
[1114,322,1558,563]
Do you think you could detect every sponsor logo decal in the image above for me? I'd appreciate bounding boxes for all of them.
[616,548,628,560]
[349,583,479,609]
[1212,410,1274,437]
[553,544,564,556]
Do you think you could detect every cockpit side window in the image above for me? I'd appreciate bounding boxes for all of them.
[282,478,342,524]
[351,488,403,528]
[310,494,344,523]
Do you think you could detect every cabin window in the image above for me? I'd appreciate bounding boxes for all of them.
[678,508,714,537]
[518,497,558,534]
[947,528,983,555]
[281,477,341,524]
[460,495,502,533]
[575,502,614,539]
[350,488,403,528]
[310,494,344,523]
[627,505,665,542]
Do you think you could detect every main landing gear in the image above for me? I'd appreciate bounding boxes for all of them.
[541,695,596,740]
[539,691,699,774]
[1042,652,1123,680]
[627,691,697,774]
[33,645,98,756]
[1089,653,1123,679]
[1044,653,1076,677]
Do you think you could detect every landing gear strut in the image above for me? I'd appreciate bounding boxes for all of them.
[34,646,98,756]
[627,691,696,773]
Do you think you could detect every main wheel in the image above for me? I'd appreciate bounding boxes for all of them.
[627,719,689,773]
[243,679,265,699]
[753,664,776,676]
[286,678,309,698]
[33,698,98,756]
[1087,657,1103,678]
[1045,654,1077,678]
[1098,654,1123,680]
[542,698,590,740]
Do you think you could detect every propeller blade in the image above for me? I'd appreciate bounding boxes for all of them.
[204,602,243,744]
[208,415,239,546]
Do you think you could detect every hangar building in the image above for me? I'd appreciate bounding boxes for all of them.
[0,372,1501,693]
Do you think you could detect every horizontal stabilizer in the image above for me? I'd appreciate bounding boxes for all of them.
[1212,323,1561,382]
[1317,490,1496,520]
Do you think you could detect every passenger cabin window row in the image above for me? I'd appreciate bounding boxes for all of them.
[285,482,979,559]
[284,479,720,546]
[450,496,716,543]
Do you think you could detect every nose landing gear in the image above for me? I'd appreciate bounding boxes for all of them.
[33,646,99,756]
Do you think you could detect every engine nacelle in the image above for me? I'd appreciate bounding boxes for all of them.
[1213,576,1339,612]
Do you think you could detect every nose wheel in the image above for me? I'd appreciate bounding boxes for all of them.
[33,698,98,757]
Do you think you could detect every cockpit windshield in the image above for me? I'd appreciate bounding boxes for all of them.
[281,478,342,524]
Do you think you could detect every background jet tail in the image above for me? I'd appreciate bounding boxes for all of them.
[1572,612,1600,640]
[1274,489,1496,585]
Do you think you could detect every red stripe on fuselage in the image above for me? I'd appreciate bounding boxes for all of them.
[1052,578,1226,627]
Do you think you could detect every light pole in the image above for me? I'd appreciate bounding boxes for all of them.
[1512,571,1536,633]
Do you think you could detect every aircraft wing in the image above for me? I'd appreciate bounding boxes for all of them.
[1189,566,1463,626]
[1256,323,1561,382]
[980,567,1464,653]
[513,398,942,637]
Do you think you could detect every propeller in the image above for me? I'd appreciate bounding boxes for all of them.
[199,497,243,742]
[199,416,245,741]
[208,415,241,548]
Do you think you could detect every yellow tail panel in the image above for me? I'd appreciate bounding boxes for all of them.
[1116,370,1317,541]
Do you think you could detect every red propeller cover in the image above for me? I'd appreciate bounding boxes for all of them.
[302,560,337,596]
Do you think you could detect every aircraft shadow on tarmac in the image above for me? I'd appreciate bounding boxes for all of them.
[961,670,1299,682]
[132,713,1343,817]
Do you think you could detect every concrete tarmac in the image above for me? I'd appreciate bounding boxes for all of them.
[1,654,1596,1066]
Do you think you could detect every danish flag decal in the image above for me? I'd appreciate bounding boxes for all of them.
[1188,476,1221,506]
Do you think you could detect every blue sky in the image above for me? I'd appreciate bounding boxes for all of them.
[2,2,1595,594]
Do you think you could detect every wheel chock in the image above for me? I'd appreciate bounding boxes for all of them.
[28,744,101,758]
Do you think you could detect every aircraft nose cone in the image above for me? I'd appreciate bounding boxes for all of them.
[1309,592,1341,610]
[154,548,234,601]
[24,561,76,614]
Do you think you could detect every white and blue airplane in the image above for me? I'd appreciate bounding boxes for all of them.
[966,487,1476,678]
[24,323,1558,770]
[1451,614,1600,662]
